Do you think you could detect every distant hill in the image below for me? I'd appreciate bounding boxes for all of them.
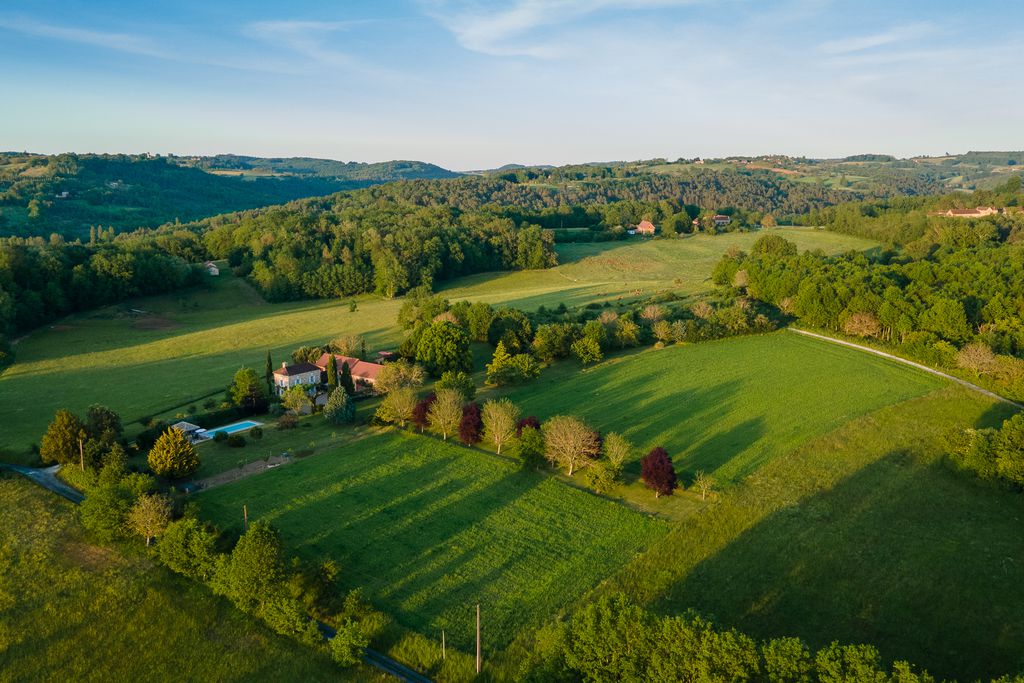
[0,152,459,239]
[179,155,460,181]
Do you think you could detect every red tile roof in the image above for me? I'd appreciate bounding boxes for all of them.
[315,353,384,382]
[636,220,656,234]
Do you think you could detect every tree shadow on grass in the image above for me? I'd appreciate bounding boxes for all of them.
[661,451,1024,681]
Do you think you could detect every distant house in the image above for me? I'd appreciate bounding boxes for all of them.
[203,261,220,276]
[315,353,385,390]
[54,191,69,199]
[376,351,398,363]
[712,214,732,227]
[635,220,657,236]
[931,207,999,218]
[171,421,204,443]
[272,362,321,395]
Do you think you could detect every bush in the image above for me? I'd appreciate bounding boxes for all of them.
[249,426,263,440]
[226,434,246,448]
[213,431,228,443]
[277,414,298,430]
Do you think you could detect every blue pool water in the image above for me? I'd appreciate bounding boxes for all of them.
[204,420,261,437]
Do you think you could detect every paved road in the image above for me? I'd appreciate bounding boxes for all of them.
[0,463,84,503]
[2,463,429,682]
[789,328,1024,410]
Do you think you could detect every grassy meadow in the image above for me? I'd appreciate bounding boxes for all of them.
[0,474,385,683]
[492,332,942,515]
[0,228,875,460]
[596,387,1024,681]
[195,430,667,655]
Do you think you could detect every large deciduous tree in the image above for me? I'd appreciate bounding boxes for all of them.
[375,387,417,428]
[375,358,426,394]
[482,399,520,455]
[148,427,200,479]
[416,320,472,376]
[427,388,463,441]
[641,447,677,497]
[281,385,312,415]
[542,416,600,475]
[459,402,483,445]
[213,521,285,613]
[127,493,173,546]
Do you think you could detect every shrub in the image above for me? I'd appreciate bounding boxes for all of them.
[213,431,228,443]
[277,414,298,430]
[226,434,246,448]
[249,426,264,440]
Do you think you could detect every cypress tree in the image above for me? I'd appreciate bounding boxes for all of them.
[340,361,356,395]
[264,351,274,394]
[326,355,339,390]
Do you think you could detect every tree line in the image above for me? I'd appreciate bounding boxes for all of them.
[715,234,1024,399]
[517,593,964,682]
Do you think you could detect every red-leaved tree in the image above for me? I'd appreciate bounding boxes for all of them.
[460,402,483,445]
[516,416,541,437]
[412,393,436,432]
[641,447,677,498]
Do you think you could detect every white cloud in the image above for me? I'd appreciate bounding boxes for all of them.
[818,22,934,54]
[0,14,295,73]
[422,0,707,57]
[242,19,399,78]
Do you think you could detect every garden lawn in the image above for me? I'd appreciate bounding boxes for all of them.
[195,430,666,654]
[496,332,943,495]
[0,474,384,682]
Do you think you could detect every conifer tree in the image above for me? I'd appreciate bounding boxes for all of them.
[340,361,356,395]
[326,355,339,390]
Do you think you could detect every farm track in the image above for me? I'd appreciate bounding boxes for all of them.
[788,328,1024,410]
[2,463,430,683]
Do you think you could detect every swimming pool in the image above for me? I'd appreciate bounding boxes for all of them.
[202,420,261,438]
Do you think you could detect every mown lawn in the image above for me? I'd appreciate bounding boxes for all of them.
[195,430,667,654]
[597,387,1024,681]
[493,332,942,516]
[0,474,384,683]
[0,228,874,460]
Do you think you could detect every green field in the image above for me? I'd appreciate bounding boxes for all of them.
[441,227,878,310]
[0,474,384,683]
[195,430,667,654]
[493,332,942,515]
[601,387,1024,681]
[0,228,876,459]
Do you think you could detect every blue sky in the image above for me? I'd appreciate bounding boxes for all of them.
[1,0,1021,169]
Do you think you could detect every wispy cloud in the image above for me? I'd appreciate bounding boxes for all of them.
[422,0,706,57]
[0,14,295,73]
[818,22,934,54]
[243,19,399,78]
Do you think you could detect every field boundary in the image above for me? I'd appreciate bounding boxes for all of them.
[788,328,1024,410]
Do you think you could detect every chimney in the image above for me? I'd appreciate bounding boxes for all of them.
[281,362,287,369]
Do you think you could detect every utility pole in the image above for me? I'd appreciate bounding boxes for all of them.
[78,430,86,471]
[243,504,249,531]
[475,603,481,674]
[441,630,445,660]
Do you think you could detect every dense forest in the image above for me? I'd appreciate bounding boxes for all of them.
[715,182,1024,399]
[0,153,456,239]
